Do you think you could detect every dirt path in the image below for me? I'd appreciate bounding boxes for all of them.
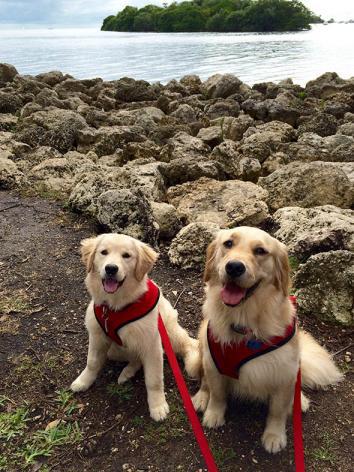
[0,190,353,472]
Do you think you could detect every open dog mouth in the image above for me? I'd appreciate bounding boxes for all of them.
[102,277,125,294]
[221,281,260,307]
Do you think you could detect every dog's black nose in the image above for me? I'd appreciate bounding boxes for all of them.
[105,264,118,276]
[225,261,246,278]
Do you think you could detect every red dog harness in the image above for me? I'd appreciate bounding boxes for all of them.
[207,296,297,379]
[94,279,160,346]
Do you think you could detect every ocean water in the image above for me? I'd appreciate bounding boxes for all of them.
[0,24,353,85]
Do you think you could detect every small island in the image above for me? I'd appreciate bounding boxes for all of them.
[101,0,322,33]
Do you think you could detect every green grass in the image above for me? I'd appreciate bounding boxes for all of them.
[289,255,300,272]
[212,446,237,467]
[22,421,82,466]
[143,400,187,445]
[106,382,133,401]
[297,91,307,101]
[0,396,82,470]
[55,389,79,415]
[0,292,30,315]
[0,407,29,441]
[310,432,336,465]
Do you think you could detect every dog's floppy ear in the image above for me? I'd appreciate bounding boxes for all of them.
[135,242,158,282]
[80,237,97,273]
[204,239,217,283]
[273,242,291,296]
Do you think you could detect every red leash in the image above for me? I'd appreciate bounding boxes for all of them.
[158,314,219,472]
[293,368,305,471]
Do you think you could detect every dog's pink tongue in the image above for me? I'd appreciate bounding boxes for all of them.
[221,283,246,306]
[103,279,119,294]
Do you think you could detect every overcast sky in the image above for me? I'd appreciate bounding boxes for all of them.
[0,0,353,26]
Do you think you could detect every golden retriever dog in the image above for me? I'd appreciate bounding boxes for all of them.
[192,227,343,453]
[71,233,199,421]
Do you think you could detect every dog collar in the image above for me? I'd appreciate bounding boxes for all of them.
[94,279,160,346]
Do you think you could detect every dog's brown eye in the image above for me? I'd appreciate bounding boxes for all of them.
[101,249,108,255]
[122,253,131,259]
[254,247,268,256]
[223,240,233,249]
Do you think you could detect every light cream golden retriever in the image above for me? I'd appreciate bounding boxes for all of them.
[70,233,199,421]
[192,227,343,453]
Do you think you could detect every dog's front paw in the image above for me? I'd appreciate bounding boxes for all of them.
[149,401,170,422]
[262,430,287,454]
[203,408,225,428]
[70,377,90,393]
[192,389,209,413]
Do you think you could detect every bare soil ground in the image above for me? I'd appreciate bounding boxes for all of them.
[0,190,353,472]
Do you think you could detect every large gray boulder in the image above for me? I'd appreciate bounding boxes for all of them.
[160,131,210,162]
[168,222,220,270]
[203,74,242,99]
[151,202,181,240]
[16,107,87,153]
[210,140,261,182]
[272,206,354,260]
[0,63,18,85]
[294,251,354,325]
[259,161,353,211]
[159,158,222,187]
[167,177,269,227]
[96,189,158,244]
[0,158,23,189]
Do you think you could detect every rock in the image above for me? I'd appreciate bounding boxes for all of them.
[0,114,17,131]
[203,74,242,99]
[0,63,18,85]
[205,99,240,120]
[115,77,158,102]
[337,122,354,138]
[168,222,220,269]
[0,158,23,189]
[259,162,353,211]
[261,152,289,175]
[36,70,66,86]
[222,114,255,141]
[25,146,63,166]
[297,113,338,137]
[294,251,353,325]
[0,92,23,113]
[305,72,347,98]
[160,131,210,162]
[16,107,87,153]
[151,202,181,239]
[272,206,354,260]
[96,189,158,243]
[180,75,202,94]
[210,140,261,182]
[197,126,222,147]
[121,140,160,164]
[167,177,269,227]
[171,104,197,123]
[77,125,145,156]
[240,121,295,163]
[159,158,221,186]
[123,161,166,201]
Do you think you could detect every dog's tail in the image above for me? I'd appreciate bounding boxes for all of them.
[299,330,343,389]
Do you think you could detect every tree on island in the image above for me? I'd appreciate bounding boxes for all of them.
[101,0,323,33]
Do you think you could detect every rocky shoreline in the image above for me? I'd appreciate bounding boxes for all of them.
[0,63,353,325]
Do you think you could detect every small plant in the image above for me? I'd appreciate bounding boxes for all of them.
[55,389,79,415]
[22,421,82,465]
[298,91,307,100]
[311,431,336,465]
[0,292,30,315]
[0,407,29,441]
[213,446,237,467]
[107,382,133,401]
[288,255,300,272]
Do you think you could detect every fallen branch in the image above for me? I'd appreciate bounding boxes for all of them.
[333,343,353,357]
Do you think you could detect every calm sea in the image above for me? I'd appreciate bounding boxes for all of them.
[0,24,353,85]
